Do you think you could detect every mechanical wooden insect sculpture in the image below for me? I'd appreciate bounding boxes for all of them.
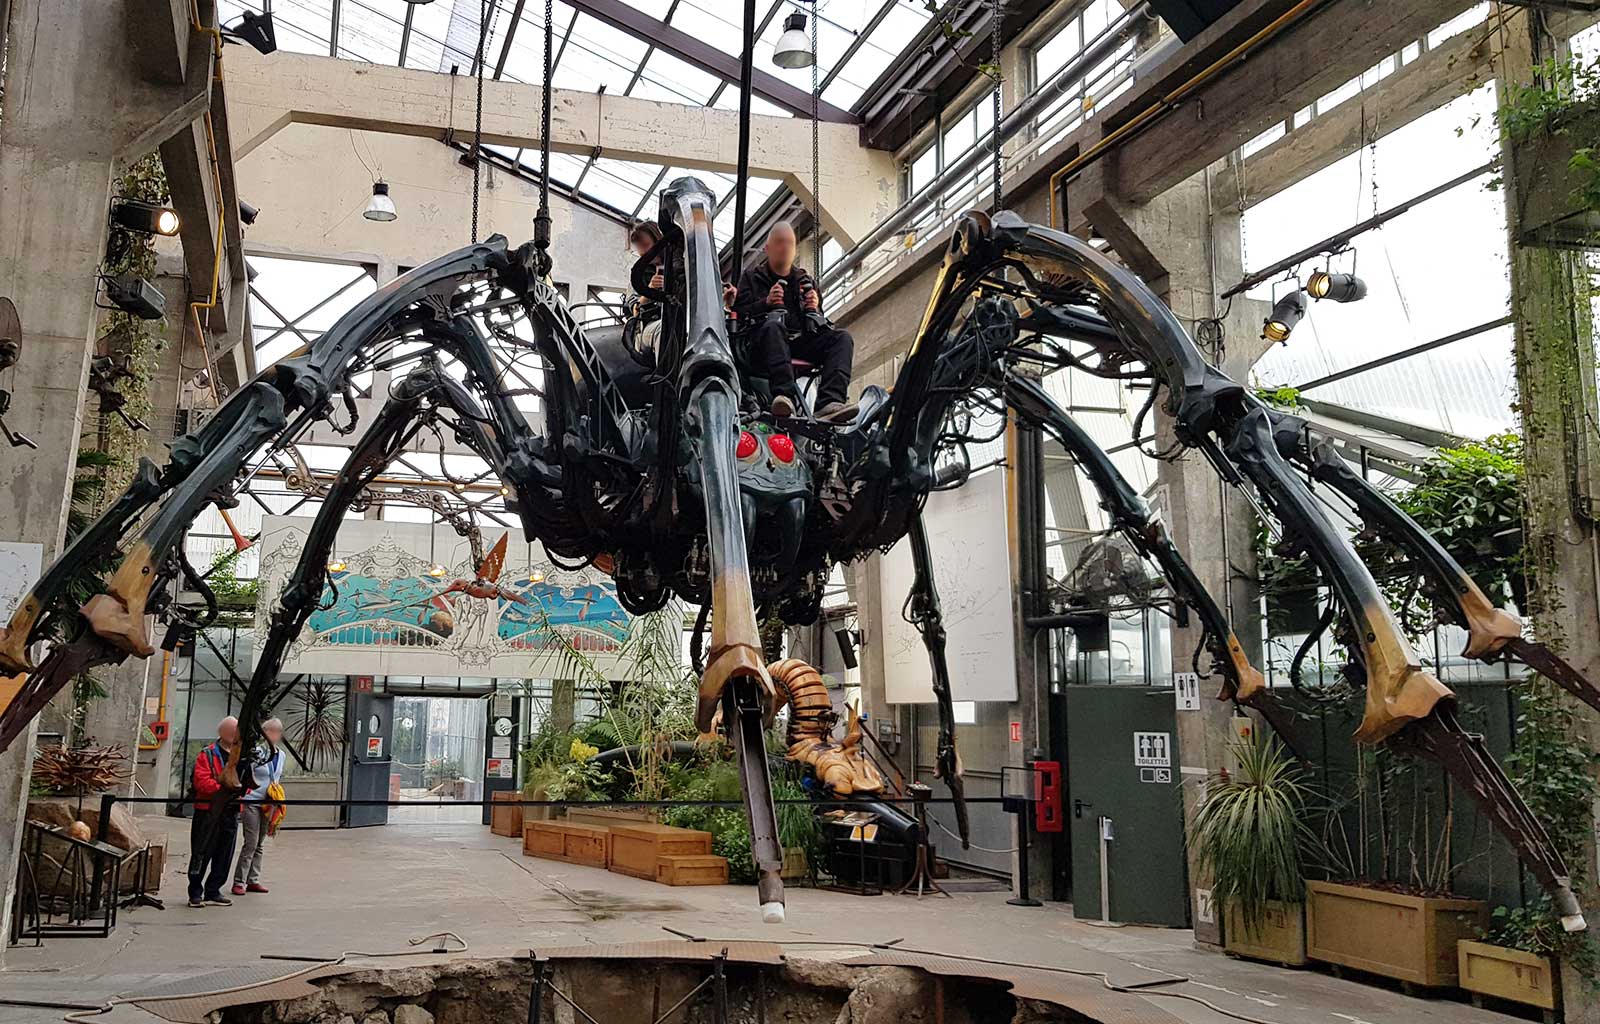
[1,189,1595,929]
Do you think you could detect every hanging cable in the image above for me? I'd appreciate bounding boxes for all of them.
[811,3,821,273]
[990,0,1002,209]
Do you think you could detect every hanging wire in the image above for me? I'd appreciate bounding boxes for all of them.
[811,3,821,273]
[532,0,555,274]
[990,0,1002,209]
[470,0,495,244]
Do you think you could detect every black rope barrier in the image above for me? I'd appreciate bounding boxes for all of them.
[101,795,1004,809]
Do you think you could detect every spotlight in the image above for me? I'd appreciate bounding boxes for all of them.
[451,482,465,493]
[327,559,347,572]
[1306,271,1366,303]
[363,182,397,223]
[499,485,510,496]
[527,570,545,584]
[834,627,860,671]
[427,563,448,578]
[238,199,259,225]
[226,10,277,54]
[773,10,815,69]
[105,274,166,320]
[111,199,180,237]
[1262,290,1307,343]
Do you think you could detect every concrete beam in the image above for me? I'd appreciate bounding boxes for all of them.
[1108,0,1479,202]
[1212,21,1492,210]
[224,50,898,246]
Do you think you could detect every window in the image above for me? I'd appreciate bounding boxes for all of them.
[581,285,627,326]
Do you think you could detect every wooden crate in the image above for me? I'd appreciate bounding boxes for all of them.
[524,821,565,859]
[491,792,523,837]
[608,823,712,880]
[1306,880,1484,987]
[1459,940,1557,1011]
[523,821,611,868]
[656,854,728,886]
[564,806,658,828]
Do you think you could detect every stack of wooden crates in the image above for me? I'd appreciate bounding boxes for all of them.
[520,819,727,885]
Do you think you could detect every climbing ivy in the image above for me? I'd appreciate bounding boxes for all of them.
[97,153,172,497]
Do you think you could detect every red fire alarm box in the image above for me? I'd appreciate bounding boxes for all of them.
[148,720,169,742]
[1033,760,1063,833]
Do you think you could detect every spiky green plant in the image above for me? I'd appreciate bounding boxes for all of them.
[1189,734,1316,934]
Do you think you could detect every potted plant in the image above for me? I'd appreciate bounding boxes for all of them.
[1458,901,1565,1016]
[1189,733,1314,966]
[1305,746,1485,988]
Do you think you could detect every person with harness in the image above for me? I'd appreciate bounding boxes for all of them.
[187,716,244,907]
[731,221,856,423]
[231,716,286,896]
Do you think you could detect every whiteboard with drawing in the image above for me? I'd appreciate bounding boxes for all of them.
[879,468,1017,703]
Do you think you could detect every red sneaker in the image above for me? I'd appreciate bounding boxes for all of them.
[246,883,269,894]
[230,884,246,896]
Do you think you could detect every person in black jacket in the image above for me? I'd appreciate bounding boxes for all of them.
[732,221,856,422]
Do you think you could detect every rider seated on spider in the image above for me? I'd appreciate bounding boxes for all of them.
[731,221,857,424]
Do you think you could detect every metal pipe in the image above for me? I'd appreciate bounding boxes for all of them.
[820,3,1152,291]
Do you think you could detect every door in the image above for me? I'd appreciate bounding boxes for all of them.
[481,693,521,825]
[1065,686,1187,926]
[345,687,393,828]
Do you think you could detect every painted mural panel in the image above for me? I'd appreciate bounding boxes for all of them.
[253,516,631,677]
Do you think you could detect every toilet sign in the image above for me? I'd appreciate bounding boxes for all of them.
[1133,731,1171,768]
[1174,671,1200,711]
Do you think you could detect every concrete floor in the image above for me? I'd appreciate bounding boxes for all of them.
[1,819,1525,1024]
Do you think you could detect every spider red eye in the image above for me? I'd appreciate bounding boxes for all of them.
[767,434,795,464]
[736,430,759,460]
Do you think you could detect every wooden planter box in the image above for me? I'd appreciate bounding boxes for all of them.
[564,806,659,828]
[490,792,523,837]
[1224,900,1307,967]
[1458,940,1557,1012]
[609,823,712,880]
[656,854,729,886]
[781,848,809,882]
[1305,881,1485,987]
[523,821,611,868]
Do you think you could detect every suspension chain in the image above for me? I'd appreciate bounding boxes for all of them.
[533,0,555,273]
[471,0,498,243]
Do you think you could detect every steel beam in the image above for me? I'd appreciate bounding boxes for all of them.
[560,0,859,123]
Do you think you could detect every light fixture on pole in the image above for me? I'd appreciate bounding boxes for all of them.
[363,181,397,222]
[773,9,815,69]
[1262,289,1308,343]
[1306,270,1367,303]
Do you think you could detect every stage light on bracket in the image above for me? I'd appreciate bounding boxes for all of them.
[1262,289,1307,343]
[104,274,166,320]
[226,10,277,54]
[773,10,815,68]
[238,199,260,226]
[1307,270,1366,303]
[111,199,180,237]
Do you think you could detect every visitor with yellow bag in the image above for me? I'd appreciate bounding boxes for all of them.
[231,717,286,895]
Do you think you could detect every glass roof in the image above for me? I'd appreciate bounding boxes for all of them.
[218,0,933,222]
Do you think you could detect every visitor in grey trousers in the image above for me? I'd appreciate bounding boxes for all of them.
[232,718,286,894]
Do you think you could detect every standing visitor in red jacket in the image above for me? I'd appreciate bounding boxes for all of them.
[186,716,243,907]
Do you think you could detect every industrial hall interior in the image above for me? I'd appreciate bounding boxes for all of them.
[5,0,1600,1022]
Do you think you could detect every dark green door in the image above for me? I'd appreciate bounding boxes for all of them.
[1065,686,1187,926]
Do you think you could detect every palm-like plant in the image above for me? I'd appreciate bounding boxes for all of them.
[1189,734,1316,935]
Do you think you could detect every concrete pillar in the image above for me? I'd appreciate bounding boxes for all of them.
[1496,14,1600,1020]
[0,0,210,957]
[1079,168,1266,945]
